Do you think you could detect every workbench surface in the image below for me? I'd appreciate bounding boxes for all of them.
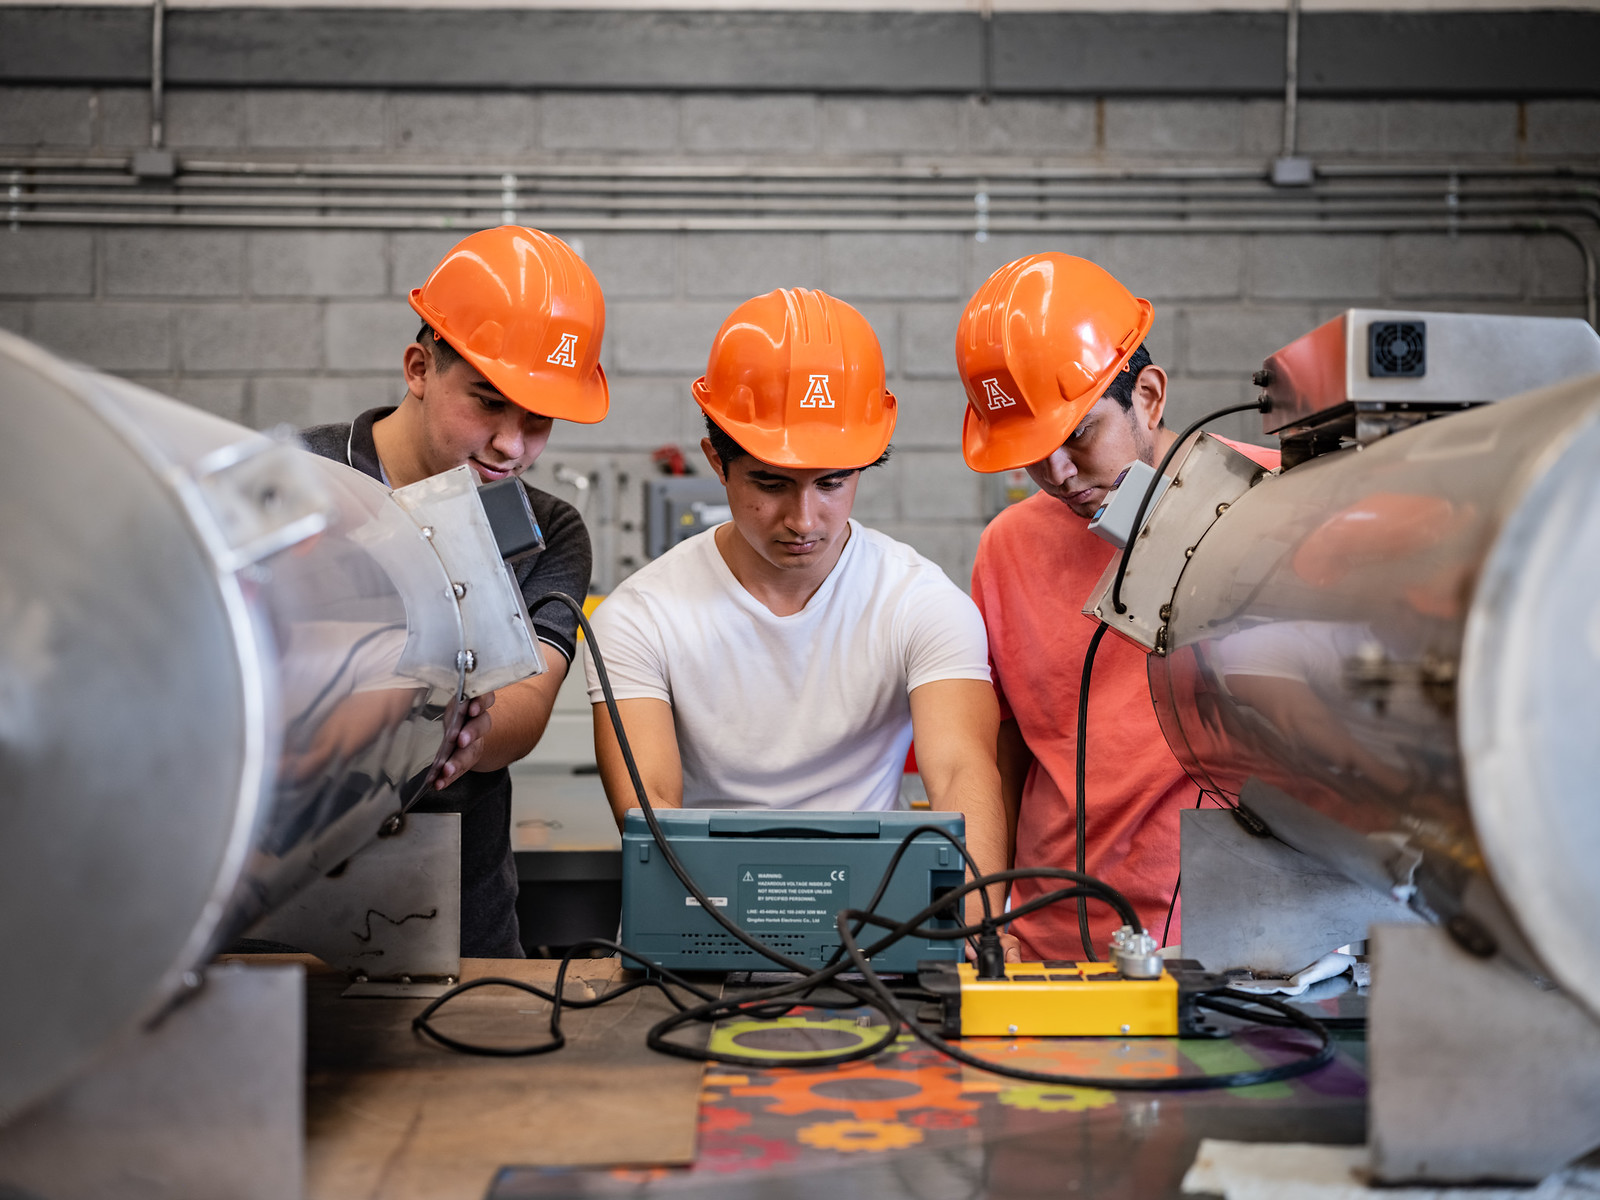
[483,991,1366,1200]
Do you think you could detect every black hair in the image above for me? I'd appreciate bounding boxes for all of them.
[417,323,463,373]
[704,415,891,473]
[1103,344,1153,410]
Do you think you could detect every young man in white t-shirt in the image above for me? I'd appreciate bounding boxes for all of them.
[584,288,1012,938]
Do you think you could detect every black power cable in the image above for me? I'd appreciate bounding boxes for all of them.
[1071,398,1274,959]
[1074,621,1110,960]
[413,580,1339,1090]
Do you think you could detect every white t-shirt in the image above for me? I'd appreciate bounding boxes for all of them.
[583,520,991,812]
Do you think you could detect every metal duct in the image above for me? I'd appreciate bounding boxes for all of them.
[1147,367,1600,1019]
[0,331,530,1123]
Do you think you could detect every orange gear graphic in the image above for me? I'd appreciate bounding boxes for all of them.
[908,1109,979,1131]
[699,1106,752,1134]
[798,1119,925,1153]
[734,1062,978,1121]
[996,1083,1117,1113]
[698,1132,798,1173]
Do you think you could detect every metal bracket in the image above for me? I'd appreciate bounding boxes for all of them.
[1180,807,1419,976]
[0,963,304,1200]
[1083,434,1266,653]
[245,811,461,993]
[1369,923,1600,1184]
[189,433,332,573]
[390,465,546,698]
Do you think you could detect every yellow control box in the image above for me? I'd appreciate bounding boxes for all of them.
[920,960,1179,1038]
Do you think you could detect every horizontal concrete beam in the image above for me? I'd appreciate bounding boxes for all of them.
[1,8,1598,96]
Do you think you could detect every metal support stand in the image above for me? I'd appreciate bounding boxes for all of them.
[1180,808,1418,975]
[247,810,461,995]
[0,963,304,1200]
[1369,922,1600,1184]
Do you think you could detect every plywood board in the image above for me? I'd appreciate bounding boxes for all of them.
[286,957,704,1200]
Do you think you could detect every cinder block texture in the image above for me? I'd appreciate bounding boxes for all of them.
[178,303,322,372]
[1102,235,1244,302]
[1524,102,1600,158]
[887,378,965,450]
[164,89,246,149]
[850,456,900,523]
[857,303,900,378]
[1184,305,1320,376]
[1390,234,1524,299]
[559,376,694,450]
[96,88,152,148]
[1383,101,1518,158]
[583,232,679,300]
[826,233,964,300]
[542,93,678,153]
[1248,235,1383,301]
[326,301,416,371]
[246,90,386,150]
[967,97,1095,155]
[31,302,171,372]
[1527,235,1589,300]
[610,302,728,374]
[686,233,820,299]
[821,97,965,155]
[1165,376,1264,448]
[898,449,984,522]
[0,229,95,297]
[254,375,396,430]
[249,232,386,298]
[390,92,539,155]
[683,94,818,154]
[900,302,963,379]
[1294,101,1382,158]
[1102,100,1279,157]
[0,86,92,146]
[391,231,477,295]
[170,376,249,424]
[968,233,1107,293]
[105,231,245,298]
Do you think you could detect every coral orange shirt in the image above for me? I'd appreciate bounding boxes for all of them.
[971,439,1279,959]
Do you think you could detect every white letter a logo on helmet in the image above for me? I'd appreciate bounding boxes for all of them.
[547,332,579,368]
[981,377,1017,411]
[800,374,835,409]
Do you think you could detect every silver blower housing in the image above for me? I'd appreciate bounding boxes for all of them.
[0,330,543,1124]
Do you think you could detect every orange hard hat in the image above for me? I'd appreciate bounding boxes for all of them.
[692,288,896,469]
[408,226,608,423]
[956,253,1154,472]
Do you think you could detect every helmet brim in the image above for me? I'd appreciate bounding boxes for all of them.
[408,290,610,424]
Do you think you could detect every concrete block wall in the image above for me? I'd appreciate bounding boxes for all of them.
[4,85,1598,594]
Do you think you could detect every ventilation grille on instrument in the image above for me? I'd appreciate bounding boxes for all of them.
[1369,321,1426,377]
[678,931,814,958]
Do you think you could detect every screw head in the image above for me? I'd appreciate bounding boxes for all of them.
[1007,1024,1019,1035]
[1120,1024,1132,1034]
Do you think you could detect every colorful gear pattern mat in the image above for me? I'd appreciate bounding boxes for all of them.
[489,1005,1367,1196]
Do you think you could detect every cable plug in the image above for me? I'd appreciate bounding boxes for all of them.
[975,931,1007,980]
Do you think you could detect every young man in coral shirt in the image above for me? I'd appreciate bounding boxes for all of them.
[956,253,1279,960]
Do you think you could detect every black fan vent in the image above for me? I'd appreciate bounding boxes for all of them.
[1369,321,1426,378]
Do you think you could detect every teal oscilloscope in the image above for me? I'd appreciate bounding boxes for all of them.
[620,809,968,973]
